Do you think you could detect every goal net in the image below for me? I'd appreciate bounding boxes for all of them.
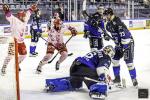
[0,36,20,100]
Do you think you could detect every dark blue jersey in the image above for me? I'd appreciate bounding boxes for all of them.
[84,12,105,37]
[84,20,104,37]
[76,50,111,70]
[30,15,42,33]
[106,16,133,49]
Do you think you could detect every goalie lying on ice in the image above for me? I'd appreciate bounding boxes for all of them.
[45,45,115,99]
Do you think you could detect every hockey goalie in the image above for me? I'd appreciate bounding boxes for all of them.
[45,45,119,99]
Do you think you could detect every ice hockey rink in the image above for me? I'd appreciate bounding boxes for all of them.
[0,29,150,100]
[8,29,148,100]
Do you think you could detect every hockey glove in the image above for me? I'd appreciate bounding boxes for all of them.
[83,31,89,39]
[3,4,10,14]
[37,32,42,37]
[68,26,77,36]
[104,34,110,41]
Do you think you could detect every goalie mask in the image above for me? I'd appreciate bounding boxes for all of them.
[103,45,115,58]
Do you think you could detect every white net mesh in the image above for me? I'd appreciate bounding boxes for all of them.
[0,36,18,100]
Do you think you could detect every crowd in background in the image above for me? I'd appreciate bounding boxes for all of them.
[0,0,150,24]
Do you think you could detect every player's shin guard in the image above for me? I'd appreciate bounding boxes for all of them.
[45,77,73,92]
[113,66,121,83]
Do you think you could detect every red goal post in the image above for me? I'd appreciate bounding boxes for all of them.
[0,36,20,100]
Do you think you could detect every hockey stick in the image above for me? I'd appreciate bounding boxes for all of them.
[48,35,74,64]
[98,27,114,41]
[84,77,126,88]
[40,36,73,57]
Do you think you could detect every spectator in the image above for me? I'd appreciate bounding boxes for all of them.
[71,11,76,21]
[56,3,64,21]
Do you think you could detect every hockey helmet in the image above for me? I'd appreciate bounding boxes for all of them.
[97,6,104,14]
[53,18,62,26]
[35,9,41,18]
[103,45,115,58]
[17,11,26,18]
[103,8,113,16]
[54,12,59,19]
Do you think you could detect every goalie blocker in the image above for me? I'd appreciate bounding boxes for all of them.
[45,45,116,99]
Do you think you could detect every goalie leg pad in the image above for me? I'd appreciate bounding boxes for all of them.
[45,77,73,92]
[90,83,107,95]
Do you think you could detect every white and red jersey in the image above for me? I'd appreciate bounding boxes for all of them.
[5,10,32,43]
[47,25,70,46]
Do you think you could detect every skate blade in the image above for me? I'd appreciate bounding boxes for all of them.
[90,94,106,100]
[29,54,38,57]
[35,70,42,74]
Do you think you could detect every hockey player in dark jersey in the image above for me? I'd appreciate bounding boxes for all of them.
[45,45,115,99]
[29,9,42,57]
[103,8,138,87]
[83,6,110,51]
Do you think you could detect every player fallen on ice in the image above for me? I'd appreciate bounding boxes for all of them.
[45,45,115,99]
[1,4,38,75]
[83,6,110,51]
[36,18,77,74]
[103,8,138,87]
[29,9,42,57]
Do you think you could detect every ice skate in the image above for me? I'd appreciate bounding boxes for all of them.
[132,78,138,88]
[1,67,6,76]
[113,76,121,83]
[36,66,42,74]
[89,92,107,100]
[29,52,38,57]
[55,61,60,70]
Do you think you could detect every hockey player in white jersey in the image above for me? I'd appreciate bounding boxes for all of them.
[1,4,38,75]
[36,18,77,74]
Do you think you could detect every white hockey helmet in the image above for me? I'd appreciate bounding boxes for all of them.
[103,45,115,58]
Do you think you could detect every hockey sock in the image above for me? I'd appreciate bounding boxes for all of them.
[33,46,37,53]
[18,55,26,64]
[129,68,136,79]
[113,66,120,77]
[58,51,68,63]
[30,46,36,54]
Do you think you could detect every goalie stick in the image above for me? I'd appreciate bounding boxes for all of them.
[84,77,126,100]
[84,77,126,89]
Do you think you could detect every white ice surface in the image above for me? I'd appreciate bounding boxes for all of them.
[18,29,150,100]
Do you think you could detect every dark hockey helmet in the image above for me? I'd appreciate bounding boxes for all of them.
[35,9,41,18]
[87,13,101,27]
[103,8,113,16]
[103,45,115,58]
